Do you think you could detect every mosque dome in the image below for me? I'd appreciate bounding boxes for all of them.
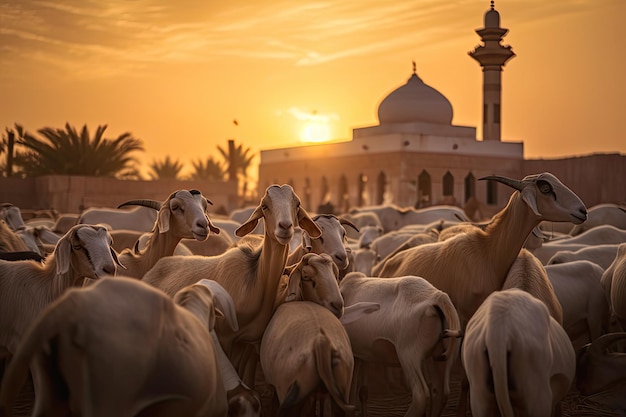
[377,70,453,125]
[484,1,500,28]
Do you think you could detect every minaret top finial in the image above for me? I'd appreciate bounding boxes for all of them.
[490,0,495,10]
[412,60,416,74]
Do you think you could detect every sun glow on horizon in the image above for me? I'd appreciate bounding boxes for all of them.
[301,121,330,143]
[286,107,338,143]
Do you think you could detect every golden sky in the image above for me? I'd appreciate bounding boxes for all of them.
[1,0,624,177]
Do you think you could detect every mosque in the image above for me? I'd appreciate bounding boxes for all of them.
[257,2,625,213]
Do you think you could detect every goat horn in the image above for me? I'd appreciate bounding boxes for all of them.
[0,203,14,208]
[588,332,626,356]
[117,199,162,210]
[339,217,360,233]
[478,175,523,191]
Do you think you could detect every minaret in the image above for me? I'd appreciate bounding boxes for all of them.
[469,1,515,141]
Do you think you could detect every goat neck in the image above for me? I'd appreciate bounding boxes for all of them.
[482,192,541,282]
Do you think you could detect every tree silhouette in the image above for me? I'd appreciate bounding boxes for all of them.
[11,123,144,179]
[217,140,255,199]
[149,156,184,180]
[187,157,225,181]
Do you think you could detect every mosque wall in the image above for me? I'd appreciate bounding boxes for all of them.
[258,150,523,213]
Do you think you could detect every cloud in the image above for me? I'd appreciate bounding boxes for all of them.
[0,0,603,81]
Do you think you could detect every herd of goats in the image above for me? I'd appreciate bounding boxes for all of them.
[0,171,624,417]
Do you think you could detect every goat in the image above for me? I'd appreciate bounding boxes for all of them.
[261,301,368,417]
[348,204,469,233]
[546,243,620,269]
[256,252,350,415]
[115,189,219,278]
[0,224,122,357]
[570,203,626,236]
[532,224,626,265]
[375,172,587,330]
[142,185,321,383]
[286,214,358,273]
[0,276,231,417]
[501,248,564,324]
[545,261,611,350]
[339,272,462,417]
[462,288,576,417]
[174,279,261,417]
[576,332,626,411]
[77,204,158,232]
[0,224,122,416]
[600,242,626,331]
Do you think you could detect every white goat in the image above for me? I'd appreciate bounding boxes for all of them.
[0,224,122,416]
[339,272,462,417]
[0,224,122,357]
[174,279,262,417]
[462,289,575,417]
[501,248,564,325]
[546,243,619,270]
[142,185,321,383]
[533,224,626,264]
[600,242,626,331]
[570,203,626,236]
[115,189,220,278]
[286,214,358,274]
[261,256,377,417]
[375,172,587,330]
[77,204,158,232]
[348,204,468,233]
[545,260,611,350]
[0,276,231,417]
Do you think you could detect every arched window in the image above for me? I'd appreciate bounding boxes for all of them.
[464,172,475,203]
[443,171,454,196]
[417,170,432,208]
[376,171,386,205]
[339,175,349,213]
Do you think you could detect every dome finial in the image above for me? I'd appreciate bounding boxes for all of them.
[412,60,416,74]
[490,0,495,10]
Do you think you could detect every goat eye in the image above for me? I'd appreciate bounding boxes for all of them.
[72,244,82,250]
[537,180,556,200]
[537,180,552,194]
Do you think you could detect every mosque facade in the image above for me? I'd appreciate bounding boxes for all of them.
[257,3,625,213]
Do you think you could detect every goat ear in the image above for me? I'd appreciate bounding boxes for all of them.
[157,207,171,234]
[521,188,541,217]
[197,279,239,332]
[298,207,322,239]
[285,266,302,302]
[54,234,72,275]
[235,206,263,237]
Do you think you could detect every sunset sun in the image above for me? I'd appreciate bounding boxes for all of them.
[301,121,330,143]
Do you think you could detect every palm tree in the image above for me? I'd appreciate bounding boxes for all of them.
[148,156,184,180]
[187,157,225,181]
[217,140,255,200]
[11,123,144,179]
